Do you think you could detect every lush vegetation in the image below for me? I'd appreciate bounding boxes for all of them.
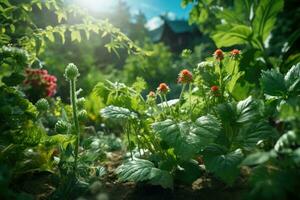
[0,0,299,199]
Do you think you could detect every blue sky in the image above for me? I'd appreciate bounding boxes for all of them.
[74,0,192,19]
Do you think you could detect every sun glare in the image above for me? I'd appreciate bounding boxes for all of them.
[75,0,114,12]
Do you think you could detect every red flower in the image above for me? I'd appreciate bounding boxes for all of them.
[213,49,224,61]
[178,69,193,84]
[157,83,169,94]
[230,49,241,60]
[23,68,57,99]
[211,85,219,92]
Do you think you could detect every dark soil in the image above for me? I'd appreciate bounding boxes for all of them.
[10,151,247,200]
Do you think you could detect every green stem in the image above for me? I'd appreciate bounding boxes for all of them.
[70,79,80,169]
[133,123,142,157]
[218,61,225,102]
[163,94,174,117]
[179,84,186,102]
[158,94,166,118]
[126,123,133,160]
[188,84,192,119]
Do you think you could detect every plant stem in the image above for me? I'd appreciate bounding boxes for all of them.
[133,123,142,157]
[218,61,225,102]
[126,123,133,160]
[188,83,192,119]
[70,79,80,168]
[163,94,174,117]
[158,94,166,118]
[179,84,186,102]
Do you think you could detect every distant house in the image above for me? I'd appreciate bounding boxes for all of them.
[148,16,202,53]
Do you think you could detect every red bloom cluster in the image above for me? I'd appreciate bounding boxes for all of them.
[213,49,224,61]
[24,68,57,97]
[178,69,193,84]
[157,83,169,94]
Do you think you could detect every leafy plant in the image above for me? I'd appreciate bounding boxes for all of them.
[99,50,274,188]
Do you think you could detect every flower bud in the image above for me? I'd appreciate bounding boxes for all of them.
[213,49,224,61]
[178,69,193,84]
[76,97,86,109]
[157,83,170,94]
[147,91,156,99]
[230,49,241,60]
[78,109,88,122]
[64,63,79,80]
[35,98,49,112]
[55,120,70,134]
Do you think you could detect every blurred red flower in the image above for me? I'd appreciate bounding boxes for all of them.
[23,68,57,101]
[178,69,193,84]
[157,83,169,94]
[213,49,224,61]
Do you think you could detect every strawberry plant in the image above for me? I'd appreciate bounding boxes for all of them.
[99,49,276,188]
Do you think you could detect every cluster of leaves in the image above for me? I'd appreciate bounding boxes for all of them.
[0,0,144,63]
[98,50,275,190]
[99,40,300,199]
[241,63,300,199]
[182,0,300,84]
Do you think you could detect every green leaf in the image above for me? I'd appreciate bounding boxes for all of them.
[203,145,243,185]
[235,121,273,151]
[284,63,300,93]
[236,96,260,124]
[100,106,137,123]
[242,151,276,166]
[46,32,55,42]
[71,30,81,42]
[216,103,237,125]
[274,131,300,153]
[93,82,110,103]
[152,120,197,160]
[212,24,251,47]
[117,159,173,189]
[260,69,287,96]
[253,0,284,42]
[226,71,244,93]
[191,115,221,147]
[2,72,25,86]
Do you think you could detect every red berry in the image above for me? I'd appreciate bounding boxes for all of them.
[211,85,219,92]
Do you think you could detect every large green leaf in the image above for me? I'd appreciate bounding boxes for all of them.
[236,96,260,124]
[152,120,197,160]
[274,131,300,153]
[226,72,245,93]
[203,145,243,185]
[260,69,287,96]
[284,63,300,93]
[242,151,276,166]
[252,0,284,42]
[116,159,173,189]
[100,105,137,123]
[216,102,237,125]
[191,115,222,147]
[212,24,251,47]
[235,121,273,151]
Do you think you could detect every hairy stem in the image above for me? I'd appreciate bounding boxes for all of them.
[70,79,80,168]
